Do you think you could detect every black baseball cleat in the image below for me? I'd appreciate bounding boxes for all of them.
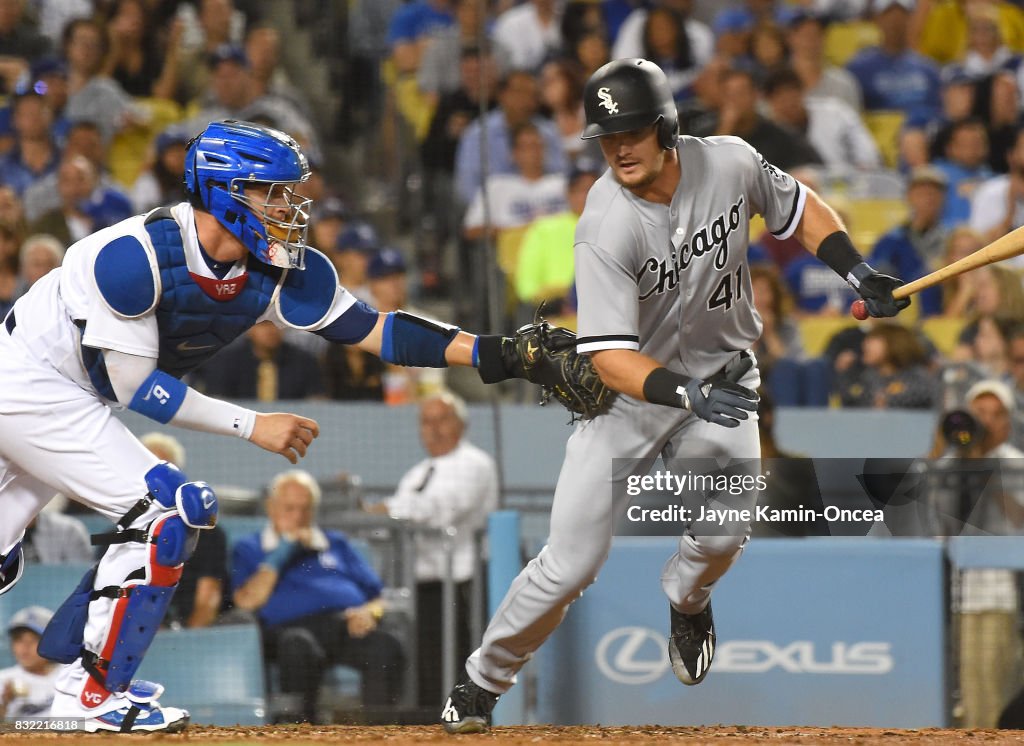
[440,674,500,734]
[668,602,716,685]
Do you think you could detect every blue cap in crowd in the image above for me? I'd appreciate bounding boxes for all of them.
[713,8,755,36]
[314,196,349,223]
[775,7,827,28]
[207,44,249,69]
[367,247,407,279]
[155,125,192,154]
[7,606,53,637]
[335,221,379,253]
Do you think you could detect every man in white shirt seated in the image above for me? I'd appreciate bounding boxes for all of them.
[366,391,498,706]
[0,607,61,718]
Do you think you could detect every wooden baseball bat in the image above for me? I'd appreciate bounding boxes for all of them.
[851,224,1024,318]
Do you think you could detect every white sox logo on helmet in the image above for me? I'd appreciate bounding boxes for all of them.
[597,87,619,114]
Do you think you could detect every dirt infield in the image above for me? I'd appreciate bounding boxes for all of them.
[3,725,1024,745]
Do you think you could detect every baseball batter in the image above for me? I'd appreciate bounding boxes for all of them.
[441,59,910,733]
[0,120,564,733]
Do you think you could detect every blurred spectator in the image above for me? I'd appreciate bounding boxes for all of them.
[0,184,24,237]
[0,0,51,86]
[749,20,789,78]
[781,6,863,111]
[678,55,729,135]
[944,7,1022,82]
[129,126,191,213]
[913,0,1024,66]
[232,470,404,722]
[870,165,949,317]
[348,0,403,129]
[365,247,445,405]
[0,253,16,318]
[971,127,1024,246]
[418,0,507,104]
[140,431,232,629]
[310,197,349,258]
[940,226,986,313]
[751,265,830,406]
[22,56,70,145]
[515,167,598,311]
[29,155,102,245]
[0,607,58,718]
[838,322,938,409]
[101,0,176,98]
[560,0,606,57]
[387,0,455,75]
[934,118,993,226]
[187,45,320,161]
[245,21,310,118]
[463,122,569,240]
[330,220,379,303]
[978,70,1021,174]
[712,7,755,62]
[197,321,324,401]
[62,17,139,144]
[955,313,1016,380]
[34,0,91,49]
[784,249,859,314]
[454,69,567,204]
[0,93,57,199]
[696,68,823,170]
[612,0,713,71]
[494,0,562,73]
[170,0,246,105]
[763,67,881,170]
[20,502,90,564]
[936,379,1024,728]
[15,233,63,295]
[23,120,133,226]
[365,391,498,706]
[847,0,941,121]
[539,58,596,166]
[571,28,610,77]
[642,5,702,101]
[946,263,1024,328]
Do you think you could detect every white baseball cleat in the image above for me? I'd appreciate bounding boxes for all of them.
[80,680,190,733]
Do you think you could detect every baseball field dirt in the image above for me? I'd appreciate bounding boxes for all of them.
[3,725,1024,744]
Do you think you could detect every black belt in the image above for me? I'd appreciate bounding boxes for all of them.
[4,310,14,335]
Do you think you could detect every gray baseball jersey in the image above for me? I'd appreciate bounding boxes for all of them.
[574,135,806,380]
[465,135,805,697]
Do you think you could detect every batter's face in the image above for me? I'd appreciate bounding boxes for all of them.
[598,124,665,190]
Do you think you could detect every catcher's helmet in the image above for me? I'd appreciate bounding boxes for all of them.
[581,58,679,150]
[185,119,312,269]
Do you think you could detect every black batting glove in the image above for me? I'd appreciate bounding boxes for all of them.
[682,357,759,428]
[848,262,910,318]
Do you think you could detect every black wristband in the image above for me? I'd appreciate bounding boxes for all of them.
[476,335,511,384]
[817,231,864,280]
[642,367,694,409]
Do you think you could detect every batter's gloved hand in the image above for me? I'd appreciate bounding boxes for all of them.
[682,357,759,428]
[848,262,910,318]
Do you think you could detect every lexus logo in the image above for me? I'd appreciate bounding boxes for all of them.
[595,626,668,684]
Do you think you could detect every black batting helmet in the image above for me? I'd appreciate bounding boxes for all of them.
[581,58,679,150]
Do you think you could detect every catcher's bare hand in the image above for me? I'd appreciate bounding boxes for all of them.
[250,413,320,463]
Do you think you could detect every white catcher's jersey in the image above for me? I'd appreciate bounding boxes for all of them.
[9,202,359,402]
[574,135,806,380]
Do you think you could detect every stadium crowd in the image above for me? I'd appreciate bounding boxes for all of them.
[7,0,1024,727]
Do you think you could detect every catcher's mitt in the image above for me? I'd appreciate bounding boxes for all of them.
[508,317,613,421]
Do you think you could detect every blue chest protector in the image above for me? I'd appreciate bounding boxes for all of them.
[144,207,282,378]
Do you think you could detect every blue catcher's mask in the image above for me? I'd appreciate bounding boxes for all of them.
[184,120,312,269]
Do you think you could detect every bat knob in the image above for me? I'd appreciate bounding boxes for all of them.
[851,299,869,321]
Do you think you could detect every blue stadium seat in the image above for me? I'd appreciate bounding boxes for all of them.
[136,624,267,726]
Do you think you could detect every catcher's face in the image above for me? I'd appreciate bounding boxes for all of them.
[598,124,666,190]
